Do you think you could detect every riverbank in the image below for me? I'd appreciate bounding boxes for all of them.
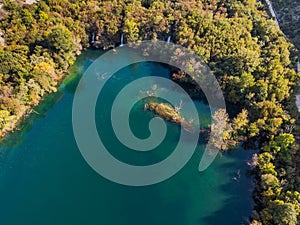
[0,64,70,139]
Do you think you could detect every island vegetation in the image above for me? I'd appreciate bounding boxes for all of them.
[0,0,299,224]
[145,101,195,132]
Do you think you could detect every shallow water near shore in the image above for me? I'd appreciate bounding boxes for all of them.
[0,50,254,225]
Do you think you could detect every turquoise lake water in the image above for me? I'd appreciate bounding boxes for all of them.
[0,50,254,225]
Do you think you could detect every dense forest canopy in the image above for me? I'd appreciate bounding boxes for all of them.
[0,0,299,224]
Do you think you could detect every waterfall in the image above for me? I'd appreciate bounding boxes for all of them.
[120,34,124,47]
[167,36,171,44]
[91,33,95,44]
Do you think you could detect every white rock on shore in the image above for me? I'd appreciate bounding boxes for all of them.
[25,0,38,4]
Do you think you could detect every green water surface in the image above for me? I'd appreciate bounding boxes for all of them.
[0,50,254,225]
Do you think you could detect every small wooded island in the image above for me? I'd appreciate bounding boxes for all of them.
[145,102,195,133]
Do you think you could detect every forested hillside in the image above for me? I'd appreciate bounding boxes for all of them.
[0,0,299,224]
